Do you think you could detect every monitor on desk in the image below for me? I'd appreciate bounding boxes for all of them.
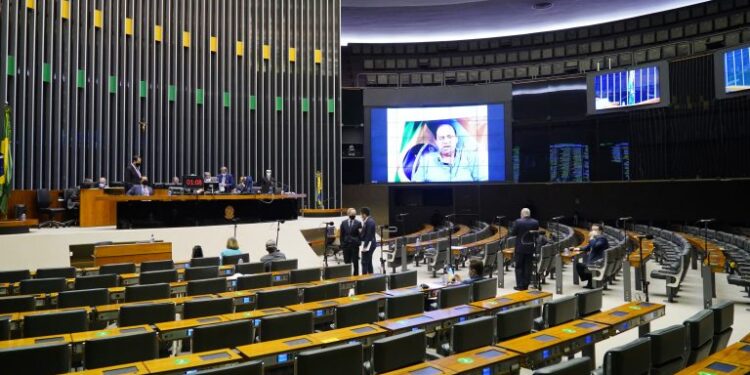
[372,329,427,373]
[543,295,577,328]
[472,277,498,302]
[386,292,425,319]
[295,342,363,375]
[259,311,314,342]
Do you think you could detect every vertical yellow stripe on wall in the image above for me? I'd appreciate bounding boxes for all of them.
[210,36,218,53]
[262,45,271,60]
[183,31,191,48]
[94,9,103,28]
[289,48,296,62]
[314,49,323,64]
[61,1,71,19]
[154,25,163,42]
[125,18,134,36]
[236,41,244,57]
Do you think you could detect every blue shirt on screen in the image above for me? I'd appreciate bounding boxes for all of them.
[412,148,479,182]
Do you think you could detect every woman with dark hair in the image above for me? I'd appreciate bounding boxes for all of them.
[191,245,204,258]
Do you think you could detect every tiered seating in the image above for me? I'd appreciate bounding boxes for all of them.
[681,226,750,297]
[633,225,692,302]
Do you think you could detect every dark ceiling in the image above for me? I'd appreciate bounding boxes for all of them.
[341,0,709,44]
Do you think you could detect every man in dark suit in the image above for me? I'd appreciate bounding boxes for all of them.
[340,208,362,275]
[217,166,235,193]
[573,224,610,288]
[510,208,539,290]
[360,207,377,275]
[125,155,143,189]
[260,169,275,194]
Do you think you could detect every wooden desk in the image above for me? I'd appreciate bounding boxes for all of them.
[94,295,214,322]
[742,333,750,344]
[497,319,610,369]
[682,232,728,273]
[71,362,149,375]
[678,342,750,374]
[0,218,39,234]
[288,293,386,324]
[79,188,118,227]
[432,346,521,375]
[217,282,314,309]
[144,348,242,374]
[376,304,485,334]
[312,324,387,346]
[71,326,155,355]
[222,307,292,323]
[385,282,445,297]
[583,301,665,336]
[0,333,71,349]
[156,316,227,342]
[10,307,91,331]
[94,242,173,266]
[627,232,655,268]
[470,290,553,312]
[381,363,456,375]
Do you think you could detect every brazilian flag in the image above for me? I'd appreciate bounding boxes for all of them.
[0,104,12,217]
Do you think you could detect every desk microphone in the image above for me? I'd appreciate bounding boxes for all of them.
[618,216,633,221]
[551,215,565,221]
[697,218,715,224]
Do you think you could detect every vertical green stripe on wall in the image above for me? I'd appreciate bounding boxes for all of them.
[301,98,309,112]
[42,63,52,83]
[108,75,117,94]
[139,80,148,98]
[223,92,231,108]
[6,55,15,76]
[327,98,335,113]
[76,69,86,88]
[275,97,283,111]
[195,89,204,105]
[168,85,177,101]
[249,95,257,110]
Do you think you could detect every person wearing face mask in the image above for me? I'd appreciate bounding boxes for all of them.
[125,155,143,190]
[127,176,153,196]
[217,166,235,193]
[97,177,108,189]
[339,208,362,275]
[573,224,610,289]
[359,207,377,275]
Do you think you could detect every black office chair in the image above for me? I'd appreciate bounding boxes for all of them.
[646,325,687,375]
[35,267,76,279]
[125,283,171,302]
[190,257,221,267]
[290,267,322,283]
[372,329,426,373]
[302,283,341,303]
[335,299,379,328]
[471,277,498,302]
[0,269,31,283]
[387,270,418,290]
[256,288,299,309]
[61,188,79,226]
[355,275,387,294]
[222,253,250,266]
[24,309,89,337]
[187,277,228,296]
[496,305,538,341]
[448,315,495,354]
[183,298,234,319]
[20,277,67,294]
[534,295,577,330]
[192,320,253,352]
[0,342,72,374]
[119,302,176,327]
[259,311,314,342]
[84,331,158,369]
[684,309,715,365]
[37,189,67,228]
[185,266,220,281]
[534,357,592,375]
[58,288,109,308]
[236,274,273,291]
[99,263,137,275]
[139,269,178,285]
[0,295,36,313]
[235,262,266,275]
[139,260,175,272]
[599,337,651,375]
[75,273,119,290]
[0,317,9,340]
[575,288,603,317]
[194,361,263,375]
[323,264,352,279]
[386,292,424,319]
[710,300,734,354]
[269,259,298,272]
[438,284,472,308]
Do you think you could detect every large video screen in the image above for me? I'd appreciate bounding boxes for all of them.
[370,104,505,183]
[587,62,669,114]
[721,45,750,94]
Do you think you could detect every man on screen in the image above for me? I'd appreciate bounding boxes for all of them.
[411,121,479,182]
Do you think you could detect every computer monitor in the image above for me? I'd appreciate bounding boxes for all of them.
[259,311,314,342]
[496,305,538,341]
[187,277,228,296]
[0,295,36,313]
[355,275,387,294]
[35,267,76,279]
[184,266,220,281]
[236,274,273,291]
[471,277,497,302]
[543,296,577,328]
[439,284,472,308]
[533,357,593,375]
[372,329,426,373]
[24,309,89,337]
[74,274,119,290]
[335,300,379,328]
[269,259,298,272]
[256,288,299,309]
[602,337,652,375]
[99,262,137,275]
[451,315,495,353]
[222,253,250,266]
[323,264,352,279]
[190,257,221,267]
[125,283,171,302]
[139,260,175,272]
[295,342,363,375]
[183,298,234,319]
[0,269,31,283]
[119,302,176,327]
[58,288,109,308]
[236,262,266,275]
[387,270,418,290]
[386,292,424,319]
[20,277,67,294]
[0,317,8,340]
[0,342,72,374]
[84,331,159,369]
[138,269,178,285]
[575,288,602,317]
[192,320,254,353]
[302,283,341,303]
[290,268,322,283]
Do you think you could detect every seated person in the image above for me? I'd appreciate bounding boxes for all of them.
[572,224,610,288]
[217,166,235,193]
[171,176,181,185]
[192,245,204,258]
[126,176,153,196]
[233,176,254,193]
[97,177,108,189]
[452,260,485,285]
[260,239,286,266]
[220,237,243,258]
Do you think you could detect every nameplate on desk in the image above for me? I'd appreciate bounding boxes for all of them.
[103,366,140,375]
[351,326,376,334]
[284,338,312,347]
[199,352,232,361]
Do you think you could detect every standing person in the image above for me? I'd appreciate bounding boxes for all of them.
[260,170,275,194]
[125,155,143,189]
[217,166,235,193]
[360,207,377,275]
[339,208,362,275]
[510,208,539,291]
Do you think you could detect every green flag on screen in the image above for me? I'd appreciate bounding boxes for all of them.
[0,104,12,217]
